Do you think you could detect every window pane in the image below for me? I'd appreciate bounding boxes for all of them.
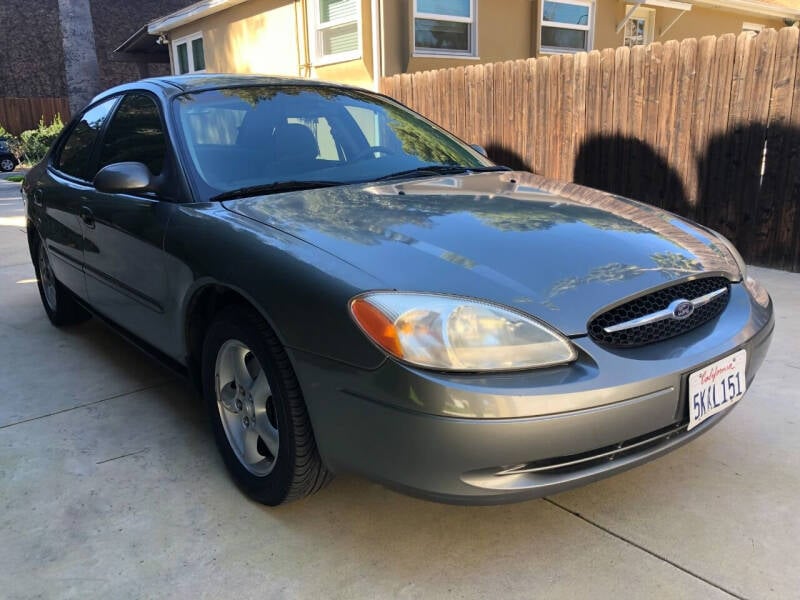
[417,0,471,18]
[543,1,590,26]
[319,0,357,23]
[98,94,166,177]
[57,98,117,179]
[185,108,246,146]
[541,26,587,50]
[321,21,358,55]
[624,18,647,47]
[415,19,470,51]
[191,38,205,71]
[176,43,189,74]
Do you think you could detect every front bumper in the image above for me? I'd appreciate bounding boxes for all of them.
[293,283,774,504]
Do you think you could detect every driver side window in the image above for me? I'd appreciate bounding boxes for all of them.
[55,98,117,181]
[97,94,167,177]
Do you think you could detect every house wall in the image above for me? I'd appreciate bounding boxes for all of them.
[592,1,786,52]
[170,0,303,76]
[396,0,534,76]
[312,0,374,88]
[163,0,791,89]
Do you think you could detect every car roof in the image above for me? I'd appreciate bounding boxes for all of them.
[90,73,369,104]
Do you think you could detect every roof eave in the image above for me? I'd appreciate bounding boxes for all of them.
[690,0,800,21]
[147,0,250,35]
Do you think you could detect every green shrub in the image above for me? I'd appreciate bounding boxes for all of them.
[18,114,64,165]
[0,123,19,155]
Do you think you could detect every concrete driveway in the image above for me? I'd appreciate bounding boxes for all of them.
[1,179,798,599]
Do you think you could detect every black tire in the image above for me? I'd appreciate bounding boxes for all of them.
[0,157,15,172]
[33,237,91,327]
[201,305,331,505]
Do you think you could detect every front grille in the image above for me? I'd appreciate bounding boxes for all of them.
[588,277,731,347]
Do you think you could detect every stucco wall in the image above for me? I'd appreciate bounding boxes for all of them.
[313,0,373,88]
[170,0,373,87]
[171,0,303,76]
[593,0,786,52]
[402,0,534,75]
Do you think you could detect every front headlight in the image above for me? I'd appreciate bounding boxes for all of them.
[349,292,577,371]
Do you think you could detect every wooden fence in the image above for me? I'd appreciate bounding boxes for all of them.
[381,28,800,272]
[0,97,70,136]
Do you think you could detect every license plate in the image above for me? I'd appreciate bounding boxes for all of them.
[688,349,747,431]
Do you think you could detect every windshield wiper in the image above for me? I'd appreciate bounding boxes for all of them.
[373,165,511,182]
[210,180,343,202]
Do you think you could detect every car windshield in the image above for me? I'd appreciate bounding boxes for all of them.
[173,85,495,200]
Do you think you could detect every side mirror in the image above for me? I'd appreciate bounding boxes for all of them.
[470,144,489,158]
[94,162,154,194]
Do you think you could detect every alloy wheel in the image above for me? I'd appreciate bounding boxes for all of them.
[214,339,279,476]
[38,244,57,311]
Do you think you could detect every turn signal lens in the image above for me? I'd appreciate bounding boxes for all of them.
[350,293,577,371]
[350,297,404,357]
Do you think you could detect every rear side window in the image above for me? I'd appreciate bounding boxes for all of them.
[56,98,117,179]
[97,94,167,176]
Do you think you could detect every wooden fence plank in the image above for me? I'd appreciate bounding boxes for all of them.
[668,38,698,215]
[689,36,717,216]
[571,51,588,180]
[558,54,575,180]
[533,56,550,176]
[547,55,563,179]
[521,58,537,171]
[624,44,647,202]
[696,33,737,232]
[0,97,70,136]
[745,29,780,265]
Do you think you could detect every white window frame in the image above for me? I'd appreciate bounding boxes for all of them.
[539,0,595,55]
[309,0,362,66]
[412,0,478,58]
[623,5,656,48]
[172,32,206,75]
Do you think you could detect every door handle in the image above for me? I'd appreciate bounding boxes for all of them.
[79,206,95,229]
[32,189,43,208]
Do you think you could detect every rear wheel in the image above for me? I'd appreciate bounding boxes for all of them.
[33,237,90,326]
[201,306,331,505]
[0,158,14,172]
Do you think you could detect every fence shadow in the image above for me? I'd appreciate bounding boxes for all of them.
[573,135,690,217]
[569,128,800,271]
[698,123,800,271]
[484,143,527,171]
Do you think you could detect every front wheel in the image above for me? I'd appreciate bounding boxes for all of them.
[0,157,15,172]
[201,306,331,505]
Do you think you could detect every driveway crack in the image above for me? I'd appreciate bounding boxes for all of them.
[96,447,150,464]
[0,380,174,430]
[543,497,748,600]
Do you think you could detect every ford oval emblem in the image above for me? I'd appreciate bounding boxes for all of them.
[672,300,695,320]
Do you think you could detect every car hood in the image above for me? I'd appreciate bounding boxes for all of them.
[224,171,740,336]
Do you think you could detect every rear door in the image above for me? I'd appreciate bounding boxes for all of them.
[81,93,179,351]
[38,98,118,298]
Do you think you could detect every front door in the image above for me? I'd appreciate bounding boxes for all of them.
[82,93,176,350]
